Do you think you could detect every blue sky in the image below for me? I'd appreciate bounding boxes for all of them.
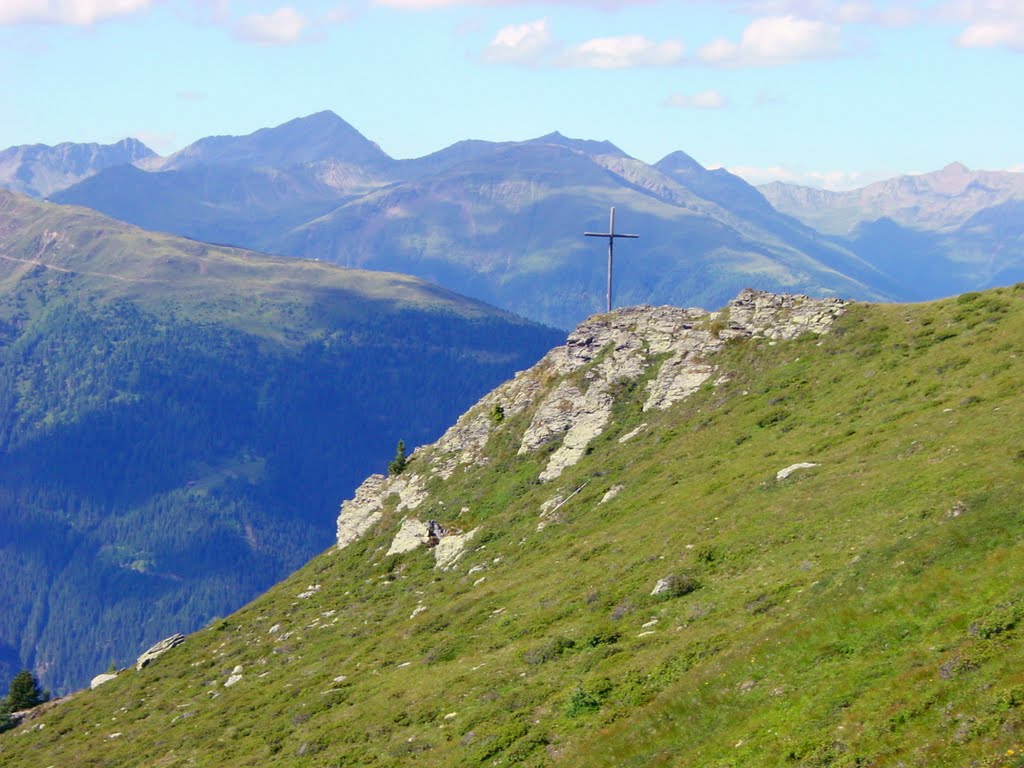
[2,0,1021,189]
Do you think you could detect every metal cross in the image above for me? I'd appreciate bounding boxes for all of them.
[585,206,639,313]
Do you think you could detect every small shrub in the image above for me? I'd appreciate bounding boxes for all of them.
[653,573,700,599]
[490,403,505,425]
[565,686,601,717]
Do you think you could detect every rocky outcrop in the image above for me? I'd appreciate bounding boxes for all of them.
[90,673,117,690]
[434,529,477,571]
[136,633,185,671]
[336,290,848,549]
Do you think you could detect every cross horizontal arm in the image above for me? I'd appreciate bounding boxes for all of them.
[584,232,640,239]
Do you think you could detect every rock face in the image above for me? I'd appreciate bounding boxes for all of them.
[135,633,185,671]
[336,290,848,550]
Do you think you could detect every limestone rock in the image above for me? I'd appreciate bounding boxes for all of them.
[90,672,117,690]
[387,518,431,556]
[434,529,477,571]
[336,473,389,550]
[601,484,624,504]
[136,633,185,671]
[776,462,819,481]
[539,388,614,482]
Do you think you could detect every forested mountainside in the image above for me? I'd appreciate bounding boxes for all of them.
[0,190,562,693]
[4,286,1022,767]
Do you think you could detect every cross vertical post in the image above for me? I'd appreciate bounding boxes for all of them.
[585,206,639,312]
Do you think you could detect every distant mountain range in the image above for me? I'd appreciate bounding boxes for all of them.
[760,162,1024,234]
[761,164,1024,300]
[0,189,561,694]
[3,112,1023,324]
[3,112,883,328]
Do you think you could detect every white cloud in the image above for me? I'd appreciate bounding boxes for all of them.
[0,0,152,26]
[942,0,1024,50]
[699,14,842,66]
[956,21,1024,48]
[233,6,308,46]
[481,17,553,64]
[738,0,919,26]
[700,14,843,65]
[560,34,684,68]
[665,90,729,109]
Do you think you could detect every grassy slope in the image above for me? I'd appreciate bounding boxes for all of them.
[0,190,513,342]
[3,288,1024,766]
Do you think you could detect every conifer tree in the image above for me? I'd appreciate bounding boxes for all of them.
[7,670,47,711]
[388,439,408,476]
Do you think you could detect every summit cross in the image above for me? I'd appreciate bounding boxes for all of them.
[585,206,639,313]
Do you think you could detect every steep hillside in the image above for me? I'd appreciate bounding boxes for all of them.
[0,191,562,694]
[50,112,887,328]
[4,286,1022,767]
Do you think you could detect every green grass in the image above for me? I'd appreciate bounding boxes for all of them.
[3,287,1024,766]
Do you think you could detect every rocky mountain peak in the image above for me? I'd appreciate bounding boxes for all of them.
[335,290,849,553]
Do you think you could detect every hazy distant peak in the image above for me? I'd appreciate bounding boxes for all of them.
[940,161,970,175]
[524,131,629,158]
[160,111,392,172]
[653,150,706,174]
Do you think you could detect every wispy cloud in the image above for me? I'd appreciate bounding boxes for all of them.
[233,6,309,46]
[559,34,684,68]
[375,0,654,7]
[950,0,1024,51]
[723,163,895,190]
[665,90,729,109]
[480,17,554,65]
[0,0,153,26]
[698,15,843,66]
[176,89,205,102]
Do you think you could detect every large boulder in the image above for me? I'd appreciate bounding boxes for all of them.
[136,633,185,671]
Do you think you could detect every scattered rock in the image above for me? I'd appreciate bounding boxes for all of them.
[776,462,819,481]
[618,424,647,443]
[90,673,117,690]
[600,484,624,504]
[224,674,242,687]
[297,584,321,599]
[947,500,968,518]
[410,604,427,619]
[136,633,185,671]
